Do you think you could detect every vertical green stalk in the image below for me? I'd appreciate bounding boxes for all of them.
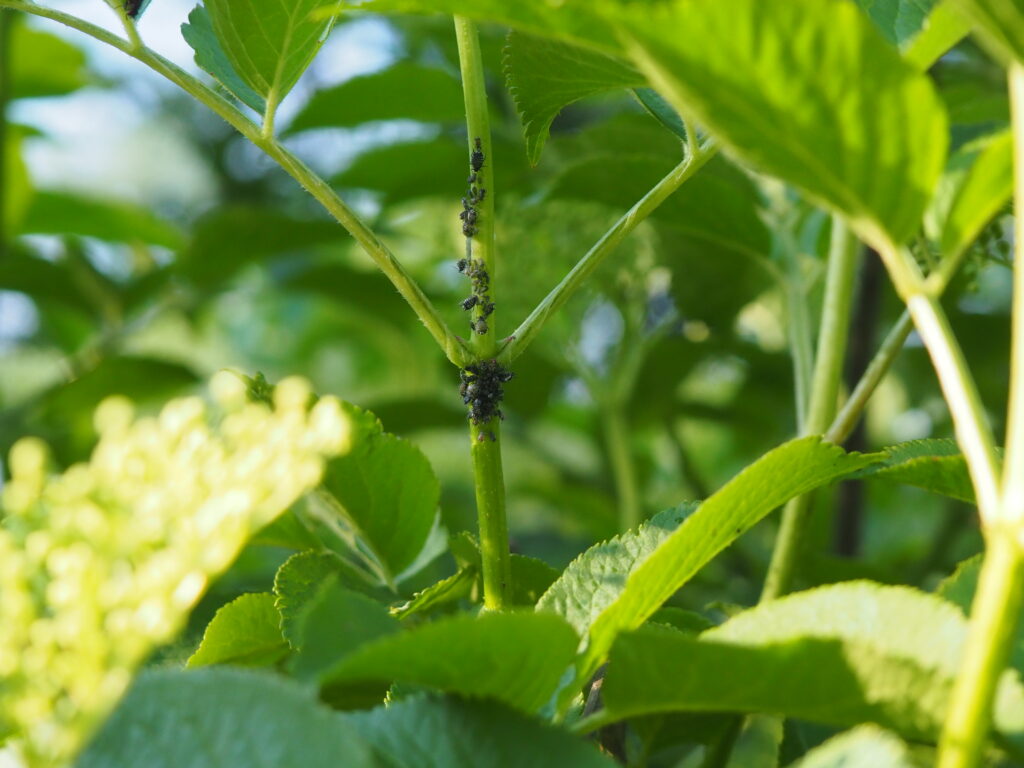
[603,405,641,532]
[938,533,1024,768]
[1004,61,1024,527]
[937,61,1024,768]
[0,8,12,260]
[784,240,815,433]
[455,16,510,610]
[762,217,860,601]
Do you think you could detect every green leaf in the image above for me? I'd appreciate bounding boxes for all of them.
[205,0,334,107]
[288,62,465,133]
[854,0,940,48]
[0,249,94,317]
[178,206,345,288]
[632,87,688,141]
[274,550,383,645]
[541,437,879,686]
[926,130,1012,259]
[788,725,926,768]
[951,0,1024,62]
[856,438,977,503]
[345,694,616,768]
[619,0,948,247]
[19,191,185,249]
[504,31,645,165]
[187,593,289,668]
[181,4,267,113]
[904,2,973,70]
[537,503,697,639]
[318,612,579,712]
[391,566,476,619]
[320,424,440,579]
[76,668,377,768]
[603,582,1024,743]
[340,0,621,53]
[10,22,91,100]
[509,555,560,607]
[290,577,401,685]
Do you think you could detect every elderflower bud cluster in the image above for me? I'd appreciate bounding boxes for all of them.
[0,373,350,767]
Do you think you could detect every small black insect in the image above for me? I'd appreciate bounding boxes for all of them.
[462,223,478,238]
[467,172,477,184]
[472,317,488,335]
[457,258,469,273]
[459,359,514,425]
[123,0,148,18]
[470,137,485,173]
[461,295,479,311]
[480,301,495,318]
[476,188,486,202]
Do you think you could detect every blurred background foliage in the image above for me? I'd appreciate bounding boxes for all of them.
[0,1,1012,647]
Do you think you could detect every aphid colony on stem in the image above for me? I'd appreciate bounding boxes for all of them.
[458,137,494,336]
[460,360,514,441]
[456,138,511,442]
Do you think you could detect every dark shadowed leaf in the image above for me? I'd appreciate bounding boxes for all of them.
[76,668,377,768]
[11,22,91,100]
[319,612,578,712]
[855,439,977,503]
[19,191,185,249]
[504,31,644,165]
[289,62,465,133]
[345,694,616,767]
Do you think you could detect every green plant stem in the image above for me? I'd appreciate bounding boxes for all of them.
[938,60,1024,768]
[499,140,719,364]
[455,16,510,610]
[0,0,472,368]
[1004,62,1024,522]
[938,532,1024,768]
[905,291,1001,522]
[762,217,860,601]
[826,310,913,443]
[784,238,815,432]
[470,420,511,610]
[0,8,11,261]
[603,405,641,532]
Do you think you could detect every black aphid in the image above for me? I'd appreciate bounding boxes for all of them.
[459,359,513,425]
[461,295,479,311]
[471,137,484,173]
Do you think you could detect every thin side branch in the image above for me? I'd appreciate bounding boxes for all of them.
[0,0,472,367]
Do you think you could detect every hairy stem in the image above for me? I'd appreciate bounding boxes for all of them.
[938,60,1024,768]
[762,217,860,601]
[455,16,510,610]
[0,0,471,367]
[499,141,719,364]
